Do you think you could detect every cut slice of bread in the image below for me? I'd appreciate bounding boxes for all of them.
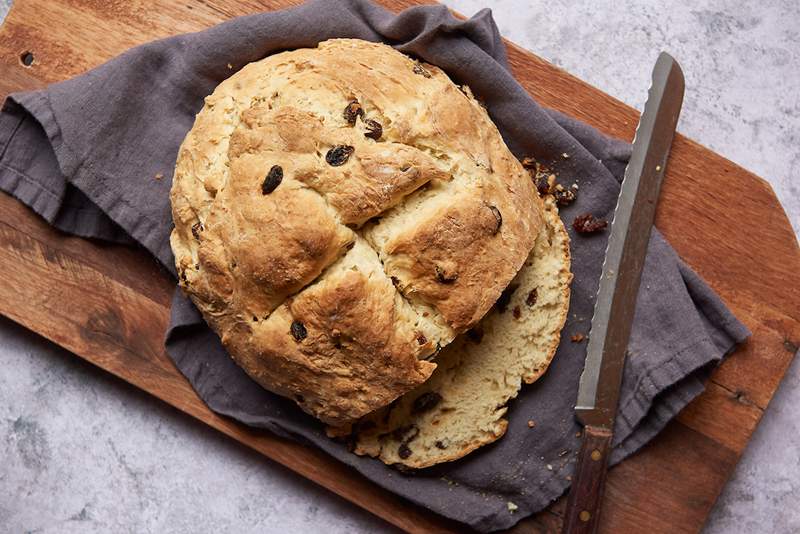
[348,195,572,468]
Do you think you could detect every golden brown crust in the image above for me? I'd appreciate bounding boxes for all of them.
[227,240,437,423]
[379,189,537,331]
[349,197,571,467]
[170,39,542,425]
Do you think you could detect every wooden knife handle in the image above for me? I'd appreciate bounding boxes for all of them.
[561,425,613,534]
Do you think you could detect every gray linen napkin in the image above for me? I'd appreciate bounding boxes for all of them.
[0,0,749,531]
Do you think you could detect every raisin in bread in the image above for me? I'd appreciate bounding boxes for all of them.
[349,196,571,467]
[170,39,543,426]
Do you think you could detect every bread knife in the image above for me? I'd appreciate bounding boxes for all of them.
[562,52,684,534]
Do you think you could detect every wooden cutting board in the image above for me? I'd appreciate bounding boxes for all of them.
[1,1,798,532]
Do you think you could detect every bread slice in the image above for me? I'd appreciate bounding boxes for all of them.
[349,196,572,468]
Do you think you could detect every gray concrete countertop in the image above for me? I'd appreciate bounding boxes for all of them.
[1,1,798,532]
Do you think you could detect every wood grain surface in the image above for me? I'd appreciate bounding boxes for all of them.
[1,1,798,532]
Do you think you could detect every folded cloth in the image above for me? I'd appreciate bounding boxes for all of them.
[0,0,750,530]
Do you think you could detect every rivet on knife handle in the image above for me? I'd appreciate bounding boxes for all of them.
[562,426,612,534]
[562,52,685,534]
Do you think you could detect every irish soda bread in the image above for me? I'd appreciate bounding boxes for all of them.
[350,196,572,468]
[170,39,543,426]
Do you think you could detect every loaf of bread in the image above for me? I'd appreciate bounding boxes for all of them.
[170,39,543,426]
[349,196,571,468]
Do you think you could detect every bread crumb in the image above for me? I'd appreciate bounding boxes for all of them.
[566,475,572,481]
[527,420,536,428]
[575,431,582,438]
[554,187,576,206]
[154,172,164,181]
[573,213,608,234]
[571,333,586,343]
[227,63,233,69]
[561,152,570,159]
[507,501,518,513]
[546,464,553,471]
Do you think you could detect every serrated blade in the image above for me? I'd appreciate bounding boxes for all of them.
[575,53,684,429]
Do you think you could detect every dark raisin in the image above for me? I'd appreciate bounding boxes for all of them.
[512,306,521,319]
[435,440,448,450]
[343,100,364,125]
[467,327,484,343]
[573,213,608,234]
[435,265,458,284]
[392,425,414,441]
[290,320,307,341]
[411,391,442,414]
[535,175,552,196]
[496,283,519,313]
[325,145,355,166]
[554,188,576,206]
[261,165,283,194]
[398,443,412,459]
[330,328,343,348]
[364,119,383,140]
[191,221,203,240]
[487,204,502,235]
[526,288,538,307]
[416,334,428,346]
[412,63,431,78]
[394,425,420,459]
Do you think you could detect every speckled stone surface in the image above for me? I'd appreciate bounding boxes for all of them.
[1,1,798,533]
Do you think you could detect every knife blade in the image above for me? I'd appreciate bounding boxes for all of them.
[562,52,684,534]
